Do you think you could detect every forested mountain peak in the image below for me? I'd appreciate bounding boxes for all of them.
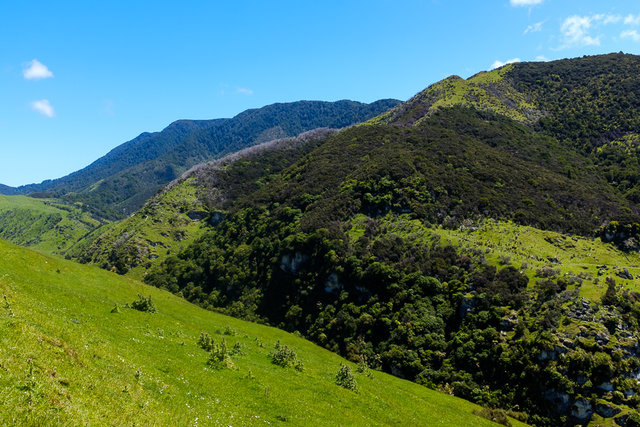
[375,52,640,140]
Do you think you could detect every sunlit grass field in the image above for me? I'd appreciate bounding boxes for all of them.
[0,238,521,425]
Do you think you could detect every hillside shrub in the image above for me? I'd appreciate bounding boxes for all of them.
[207,338,234,369]
[473,408,511,427]
[270,341,304,371]
[198,332,215,352]
[129,294,156,313]
[335,363,358,392]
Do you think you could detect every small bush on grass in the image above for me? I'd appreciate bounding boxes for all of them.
[356,355,373,378]
[270,341,304,371]
[335,363,358,392]
[230,341,244,356]
[3,294,14,317]
[128,294,156,313]
[223,326,237,336]
[198,332,215,352]
[473,408,512,426]
[207,338,235,369]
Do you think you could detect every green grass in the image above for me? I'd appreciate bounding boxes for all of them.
[370,63,541,127]
[438,220,640,301]
[0,195,105,255]
[348,214,640,302]
[69,176,209,279]
[0,239,522,425]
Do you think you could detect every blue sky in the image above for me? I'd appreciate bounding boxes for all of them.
[1,0,640,186]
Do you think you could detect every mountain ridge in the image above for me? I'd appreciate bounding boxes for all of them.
[0,99,400,219]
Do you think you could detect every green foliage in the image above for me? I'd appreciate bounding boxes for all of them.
[145,207,640,424]
[599,221,640,251]
[510,53,640,151]
[0,195,106,255]
[473,408,512,427]
[270,341,304,372]
[74,129,334,277]
[1,100,399,219]
[207,337,235,369]
[128,294,157,313]
[79,53,640,425]
[3,293,14,317]
[356,355,373,378]
[335,363,358,392]
[197,332,215,352]
[374,64,538,126]
[0,238,509,426]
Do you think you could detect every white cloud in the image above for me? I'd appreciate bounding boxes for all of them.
[237,87,253,95]
[601,14,622,25]
[510,0,543,7]
[491,58,521,70]
[23,59,53,80]
[535,55,549,61]
[621,29,640,41]
[557,13,637,49]
[624,14,640,25]
[560,15,600,48]
[31,99,55,117]
[524,21,543,34]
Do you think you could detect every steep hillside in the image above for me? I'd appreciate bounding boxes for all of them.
[380,53,640,219]
[87,53,640,425]
[0,195,106,255]
[71,128,335,276]
[373,64,541,126]
[0,100,399,219]
[0,239,523,426]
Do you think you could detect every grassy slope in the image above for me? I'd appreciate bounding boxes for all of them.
[348,214,640,301]
[0,195,104,255]
[0,239,520,426]
[70,177,207,279]
[436,220,640,301]
[371,64,541,127]
[76,129,333,278]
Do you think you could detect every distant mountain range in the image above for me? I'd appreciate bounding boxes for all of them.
[0,99,399,219]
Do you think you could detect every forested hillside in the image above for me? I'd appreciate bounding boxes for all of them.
[71,129,334,276]
[0,238,526,425]
[0,195,105,255]
[102,53,640,426]
[0,99,399,219]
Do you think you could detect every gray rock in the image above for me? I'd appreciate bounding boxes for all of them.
[279,252,309,275]
[324,273,342,294]
[596,331,610,345]
[596,402,620,418]
[543,389,570,413]
[186,210,208,221]
[209,211,225,226]
[617,268,634,280]
[597,382,614,392]
[570,398,593,423]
